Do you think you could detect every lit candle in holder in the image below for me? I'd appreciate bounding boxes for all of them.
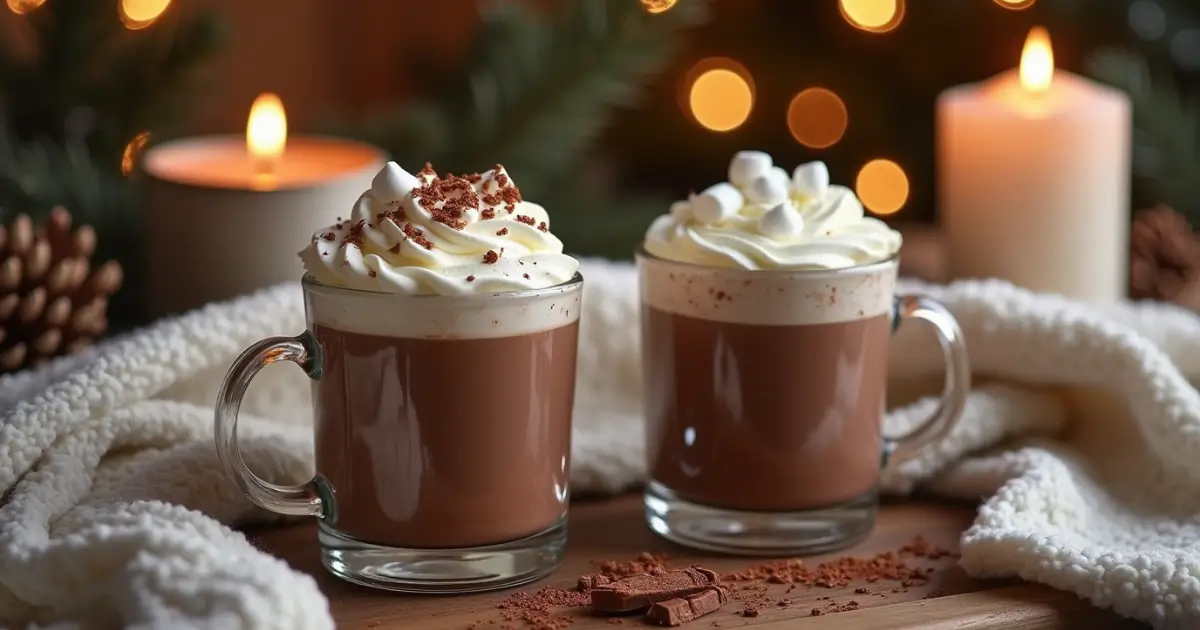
[937,27,1132,303]
[142,93,386,316]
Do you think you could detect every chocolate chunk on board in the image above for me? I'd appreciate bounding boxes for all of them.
[590,567,720,613]
[578,574,613,591]
[647,587,730,626]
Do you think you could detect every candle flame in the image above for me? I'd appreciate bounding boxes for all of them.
[246,93,287,173]
[1019,27,1054,93]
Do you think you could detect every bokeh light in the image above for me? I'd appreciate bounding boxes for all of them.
[856,159,909,215]
[120,0,170,29]
[786,88,848,149]
[6,0,46,14]
[1129,0,1167,41]
[993,0,1036,9]
[121,131,151,176]
[839,0,904,34]
[1171,30,1200,69]
[684,58,754,133]
[641,0,676,14]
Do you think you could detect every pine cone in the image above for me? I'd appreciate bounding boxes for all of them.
[0,207,123,374]
[1129,205,1200,310]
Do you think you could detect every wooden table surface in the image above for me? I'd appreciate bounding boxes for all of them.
[247,495,1147,629]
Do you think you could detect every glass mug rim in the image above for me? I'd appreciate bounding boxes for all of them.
[634,244,900,278]
[301,271,585,301]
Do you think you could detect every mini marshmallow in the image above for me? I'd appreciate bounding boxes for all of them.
[728,151,773,188]
[744,166,790,206]
[758,200,805,241]
[792,161,830,201]
[669,200,693,221]
[371,162,421,202]
[691,183,743,225]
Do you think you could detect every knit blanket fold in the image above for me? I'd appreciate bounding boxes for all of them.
[2,258,1200,629]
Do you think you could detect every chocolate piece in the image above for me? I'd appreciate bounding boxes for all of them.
[578,574,613,591]
[590,567,720,613]
[646,587,728,626]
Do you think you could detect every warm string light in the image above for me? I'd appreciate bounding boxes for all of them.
[787,88,848,149]
[839,0,904,34]
[856,159,909,215]
[119,0,170,30]
[684,58,754,132]
[6,0,46,14]
[121,131,152,176]
[640,0,676,14]
[993,0,1036,9]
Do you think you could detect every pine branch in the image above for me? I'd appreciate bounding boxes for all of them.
[1086,48,1200,215]
[346,0,710,201]
[1,0,227,160]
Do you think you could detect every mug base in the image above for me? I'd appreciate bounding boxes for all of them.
[317,517,566,594]
[644,481,876,556]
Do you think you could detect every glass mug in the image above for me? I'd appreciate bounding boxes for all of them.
[214,274,583,593]
[637,250,968,554]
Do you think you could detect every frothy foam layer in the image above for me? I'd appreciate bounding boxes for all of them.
[301,162,579,295]
[644,151,902,270]
[638,256,896,326]
[305,276,582,339]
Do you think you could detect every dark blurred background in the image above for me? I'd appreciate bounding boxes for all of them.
[0,0,1197,332]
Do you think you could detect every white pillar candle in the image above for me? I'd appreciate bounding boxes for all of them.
[142,94,385,316]
[937,27,1131,303]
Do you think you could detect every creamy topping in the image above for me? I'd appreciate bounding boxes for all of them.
[644,151,902,270]
[300,161,579,294]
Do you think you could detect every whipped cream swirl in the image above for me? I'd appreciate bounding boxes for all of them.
[301,161,579,295]
[644,151,902,270]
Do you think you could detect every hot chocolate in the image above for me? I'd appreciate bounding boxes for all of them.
[643,309,888,511]
[310,319,579,548]
[215,159,585,592]
[638,256,898,513]
[637,151,966,554]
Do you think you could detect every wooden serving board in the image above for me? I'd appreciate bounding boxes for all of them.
[245,495,1146,629]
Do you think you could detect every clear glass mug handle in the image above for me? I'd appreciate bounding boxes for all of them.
[883,293,970,466]
[213,331,330,518]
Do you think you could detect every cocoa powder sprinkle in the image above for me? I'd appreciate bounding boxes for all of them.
[464,537,950,628]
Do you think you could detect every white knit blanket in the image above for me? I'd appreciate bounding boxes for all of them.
[3,259,1200,629]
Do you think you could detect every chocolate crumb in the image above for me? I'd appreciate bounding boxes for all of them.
[516,215,536,226]
[496,227,509,236]
[538,221,548,232]
[483,250,500,264]
[368,270,377,278]
[466,275,476,282]
[320,232,335,241]
[523,273,530,280]
[739,607,759,618]
[811,609,823,616]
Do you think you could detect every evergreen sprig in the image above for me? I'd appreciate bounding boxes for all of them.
[1,0,227,163]
[1087,47,1200,219]
[344,0,710,203]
